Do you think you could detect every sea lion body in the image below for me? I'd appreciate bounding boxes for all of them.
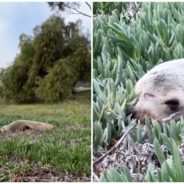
[134,59,184,121]
[0,120,54,133]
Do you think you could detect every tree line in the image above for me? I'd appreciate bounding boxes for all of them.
[0,15,90,103]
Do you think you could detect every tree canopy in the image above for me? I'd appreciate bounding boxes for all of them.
[0,15,90,103]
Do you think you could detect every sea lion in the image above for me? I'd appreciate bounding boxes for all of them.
[134,58,184,121]
[0,120,54,133]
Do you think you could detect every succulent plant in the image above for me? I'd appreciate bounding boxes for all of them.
[93,2,184,182]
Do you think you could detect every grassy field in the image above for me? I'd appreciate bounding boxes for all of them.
[0,95,91,182]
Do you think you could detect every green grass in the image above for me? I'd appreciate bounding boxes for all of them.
[0,95,91,181]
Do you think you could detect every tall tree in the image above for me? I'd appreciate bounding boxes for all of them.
[0,15,91,103]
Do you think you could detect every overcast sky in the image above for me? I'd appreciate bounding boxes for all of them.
[0,2,91,68]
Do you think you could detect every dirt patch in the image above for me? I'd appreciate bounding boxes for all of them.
[10,169,90,182]
[93,140,157,181]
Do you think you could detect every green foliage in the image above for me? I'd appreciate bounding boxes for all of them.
[36,47,90,102]
[99,166,133,182]
[93,1,184,149]
[36,58,74,102]
[93,2,127,15]
[0,15,90,103]
[145,138,184,182]
[94,2,184,182]
[32,16,65,77]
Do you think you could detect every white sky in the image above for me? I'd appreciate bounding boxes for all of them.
[0,2,91,68]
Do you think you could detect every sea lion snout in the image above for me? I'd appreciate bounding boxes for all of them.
[133,105,159,121]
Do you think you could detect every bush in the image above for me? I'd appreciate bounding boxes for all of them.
[36,48,89,102]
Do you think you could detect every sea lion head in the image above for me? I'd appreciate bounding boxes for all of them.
[134,60,184,122]
[134,90,184,121]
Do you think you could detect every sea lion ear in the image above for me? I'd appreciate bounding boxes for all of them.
[144,93,155,100]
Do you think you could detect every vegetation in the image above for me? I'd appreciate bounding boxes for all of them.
[0,95,90,182]
[0,15,90,103]
[93,2,184,182]
[93,2,134,16]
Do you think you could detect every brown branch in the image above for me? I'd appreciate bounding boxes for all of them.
[65,4,91,18]
[93,125,134,166]
[70,7,91,17]
[85,2,91,10]
[161,112,180,123]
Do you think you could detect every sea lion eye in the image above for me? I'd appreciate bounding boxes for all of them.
[164,99,179,111]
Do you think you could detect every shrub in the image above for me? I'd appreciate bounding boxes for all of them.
[36,48,89,102]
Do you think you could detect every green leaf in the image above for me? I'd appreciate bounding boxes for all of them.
[161,133,173,155]
[161,160,171,181]
[171,139,184,181]
[122,165,133,182]
[154,138,165,165]
[145,163,157,182]
[164,158,177,181]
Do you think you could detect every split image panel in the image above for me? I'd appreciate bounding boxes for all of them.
[1,1,184,183]
[93,2,184,182]
[0,2,91,182]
